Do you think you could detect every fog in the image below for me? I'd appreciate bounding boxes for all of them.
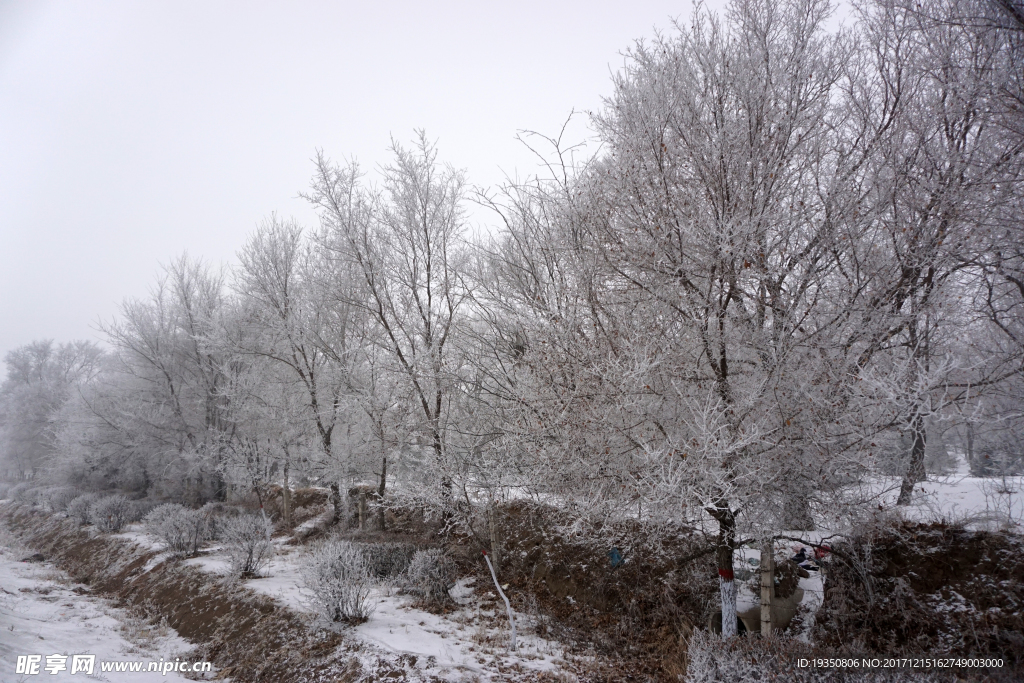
[0,0,716,368]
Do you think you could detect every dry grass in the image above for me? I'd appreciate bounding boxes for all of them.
[115,606,172,653]
[474,500,715,682]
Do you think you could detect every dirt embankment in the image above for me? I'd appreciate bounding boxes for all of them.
[814,521,1024,679]
[482,501,719,682]
[0,502,372,682]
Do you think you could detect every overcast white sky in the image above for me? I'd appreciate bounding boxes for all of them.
[1,0,737,369]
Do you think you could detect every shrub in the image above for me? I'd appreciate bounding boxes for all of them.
[198,502,224,540]
[43,486,81,513]
[814,520,1024,673]
[89,495,133,533]
[9,483,35,503]
[144,503,214,556]
[144,504,188,550]
[221,513,274,577]
[362,542,416,580]
[126,499,156,523]
[66,493,100,525]
[405,548,456,606]
[26,487,47,505]
[301,539,375,624]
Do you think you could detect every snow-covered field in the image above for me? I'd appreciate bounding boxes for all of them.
[0,528,208,683]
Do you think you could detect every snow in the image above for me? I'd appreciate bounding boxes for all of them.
[0,531,210,682]
[349,577,565,680]
[225,540,307,612]
[904,459,1023,529]
[861,456,1024,529]
[112,529,165,553]
[181,548,233,577]
[80,525,573,681]
[1,509,575,681]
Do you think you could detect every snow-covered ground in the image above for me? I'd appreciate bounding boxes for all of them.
[0,529,209,683]
[2,506,575,681]
[887,457,1024,529]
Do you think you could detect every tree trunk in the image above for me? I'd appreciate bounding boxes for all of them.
[213,464,227,502]
[282,456,292,529]
[433,429,453,516]
[377,454,387,531]
[966,421,974,470]
[897,413,927,506]
[329,482,345,524]
[488,503,501,576]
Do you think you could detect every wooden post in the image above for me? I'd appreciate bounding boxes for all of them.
[760,540,774,636]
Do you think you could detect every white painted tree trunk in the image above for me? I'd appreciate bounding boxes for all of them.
[719,575,737,639]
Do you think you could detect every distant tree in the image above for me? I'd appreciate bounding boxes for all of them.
[94,255,235,500]
[0,340,103,480]
[836,0,1024,504]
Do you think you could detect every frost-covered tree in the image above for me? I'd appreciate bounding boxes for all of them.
[542,0,856,636]
[233,215,367,518]
[833,0,1024,504]
[306,132,471,512]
